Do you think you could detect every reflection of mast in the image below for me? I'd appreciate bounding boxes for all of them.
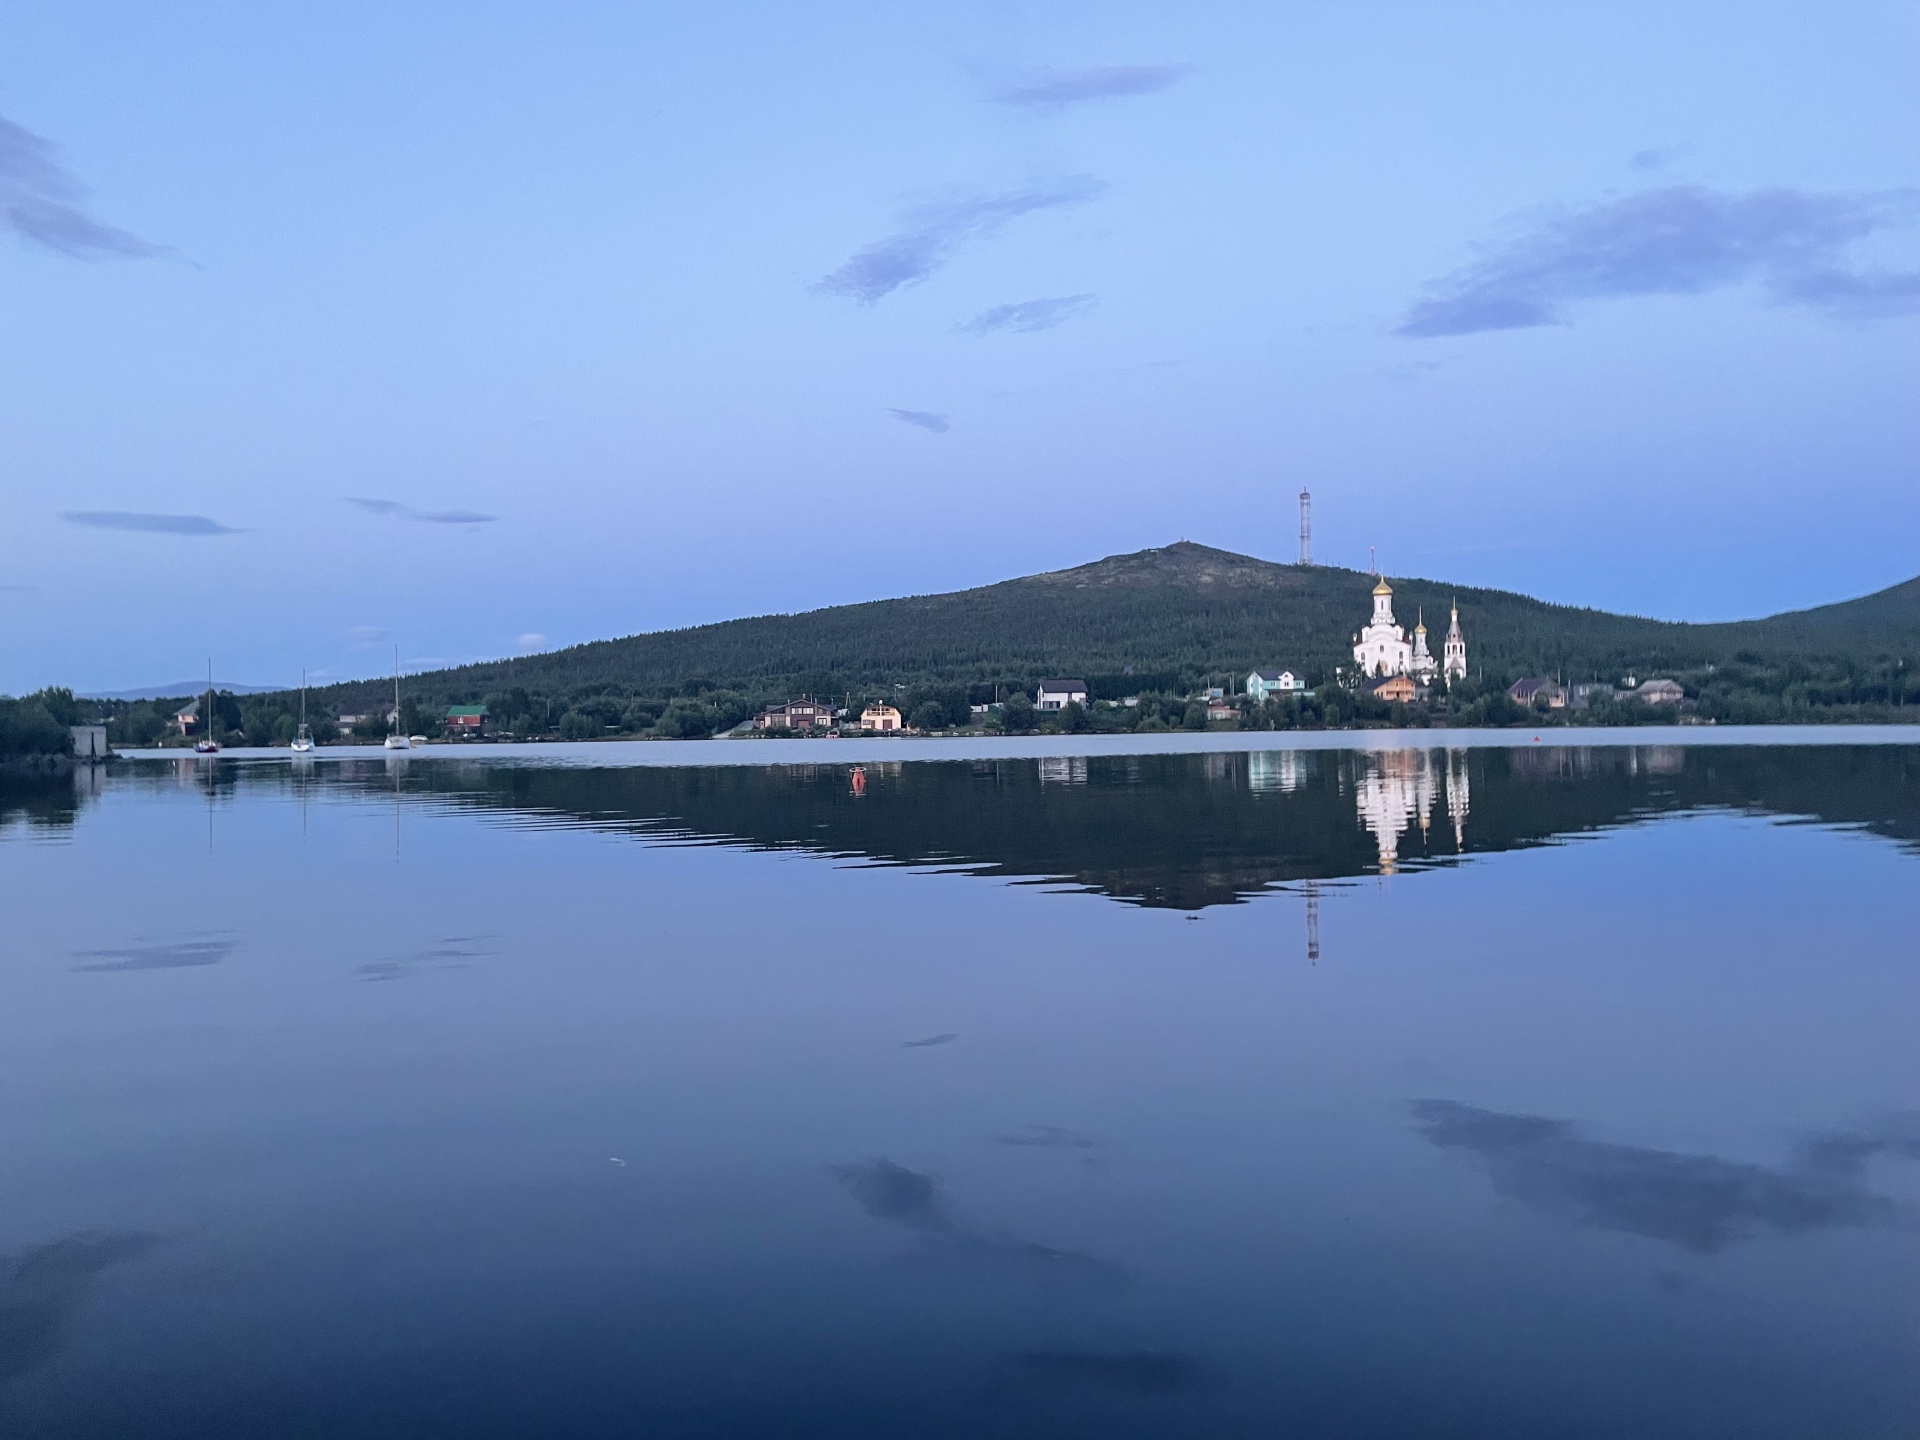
[1445,749,1470,850]
[1305,881,1320,963]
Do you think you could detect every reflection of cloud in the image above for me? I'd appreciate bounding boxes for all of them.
[903,1032,959,1048]
[0,116,167,260]
[962,294,1098,334]
[997,1125,1100,1150]
[828,1158,1120,1282]
[1399,186,1920,337]
[990,66,1187,110]
[889,408,950,434]
[357,936,492,982]
[1005,1350,1206,1395]
[1413,1100,1920,1253]
[0,1231,163,1382]
[72,937,232,972]
[831,1158,951,1229]
[817,178,1105,303]
[344,497,498,525]
[62,511,240,536]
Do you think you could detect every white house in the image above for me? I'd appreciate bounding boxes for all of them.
[1636,678,1686,705]
[1035,679,1088,711]
[1246,669,1306,702]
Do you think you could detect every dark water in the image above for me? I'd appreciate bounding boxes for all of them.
[3,741,1917,1437]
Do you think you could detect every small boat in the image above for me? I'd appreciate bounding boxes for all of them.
[383,647,411,750]
[193,660,221,754]
[291,669,314,753]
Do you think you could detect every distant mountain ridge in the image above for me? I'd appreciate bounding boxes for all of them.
[301,540,1920,708]
[84,681,279,701]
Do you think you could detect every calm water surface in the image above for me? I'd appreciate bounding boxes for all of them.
[2,740,1917,1437]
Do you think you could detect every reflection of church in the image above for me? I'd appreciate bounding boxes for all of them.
[1354,749,1471,872]
[1352,579,1467,685]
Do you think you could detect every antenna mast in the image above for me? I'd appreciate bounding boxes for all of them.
[1298,490,1312,566]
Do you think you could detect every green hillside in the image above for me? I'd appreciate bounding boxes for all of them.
[369,540,1919,696]
[97,542,1920,743]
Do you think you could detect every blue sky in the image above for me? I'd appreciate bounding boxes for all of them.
[3,2,1917,693]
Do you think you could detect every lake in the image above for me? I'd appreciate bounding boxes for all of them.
[3,733,1917,1438]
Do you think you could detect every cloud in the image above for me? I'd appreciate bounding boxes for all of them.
[0,117,166,260]
[990,66,1187,110]
[344,497,498,525]
[72,937,232,973]
[1398,185,1920,337]
[962,294,1098,335]
[889,408,950,434]
[514,633,548,651]
[1630,146,1686,171]
[357,935,493,982]
[817,178,1105,304]
[996,1125,1101,1150]
[1004,1350,1207,1395]
[61,511,240,536]
[345,626,388,648]
[0,1231,163,1382]
[903,1032,959,1048]
[1412,1099,1920,1252]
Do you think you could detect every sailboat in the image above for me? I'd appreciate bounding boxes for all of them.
[384,647,411,750]
[193,661,221,754]
[291,669,314,753]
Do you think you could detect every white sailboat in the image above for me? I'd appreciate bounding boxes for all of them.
[384,647,411,750]
[193,660,221,754]
[291,669,314,753]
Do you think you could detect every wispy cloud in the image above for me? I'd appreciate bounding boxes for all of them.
[0,117,167,260]
[990,65,1187,110]
[344,497,498,525]
[817,178,1105,304]
[514,633,548,651]
[1398,185,1920,337]
[1413,1099,1920,1252]
[72,937,232,973]
[345,626,388,648]
[62,511,240,536]
[1629,145,1686,172]
[962,293,1098,335]
[903,1032,959,1048]
[889,408,950,434]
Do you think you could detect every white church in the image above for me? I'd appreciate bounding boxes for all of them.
[1352,578,1467,685]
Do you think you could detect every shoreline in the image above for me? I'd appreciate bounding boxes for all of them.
[108,722,1920,770]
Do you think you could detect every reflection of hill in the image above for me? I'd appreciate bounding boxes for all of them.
[343,744,1920,911]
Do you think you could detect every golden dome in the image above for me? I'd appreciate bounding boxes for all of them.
[1372,577,1392,596]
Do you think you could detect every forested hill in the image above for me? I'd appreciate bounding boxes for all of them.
[316,540,1920,711]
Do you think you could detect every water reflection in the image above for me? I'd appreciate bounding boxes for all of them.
[0,1232,163,1384]
[1413,1101,1920,1253]
[223,742,1920,911]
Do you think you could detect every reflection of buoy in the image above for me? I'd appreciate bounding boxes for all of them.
[1533,735,1540,743]
[850,766,867,796]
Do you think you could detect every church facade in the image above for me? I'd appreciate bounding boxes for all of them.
[1352,579,1467,685]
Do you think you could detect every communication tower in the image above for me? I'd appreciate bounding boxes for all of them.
[1298,490,1312,566]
